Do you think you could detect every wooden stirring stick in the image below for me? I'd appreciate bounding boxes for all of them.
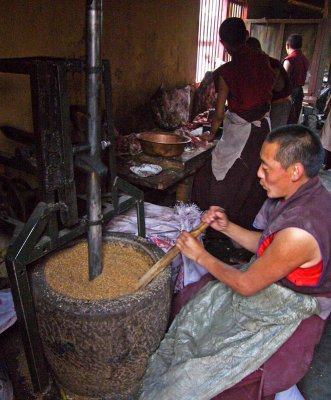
[136,222,209,291]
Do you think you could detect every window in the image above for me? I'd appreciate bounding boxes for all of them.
[196,0,248,82]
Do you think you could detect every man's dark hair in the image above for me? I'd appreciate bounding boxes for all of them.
[246,37,262,51]
[219,17,247,47]
[265,124,324,177]
[286,33,302,50]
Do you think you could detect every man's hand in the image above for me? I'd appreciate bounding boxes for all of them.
[176,231,206,264]
[200,131,215,142]
[202,206,229,232]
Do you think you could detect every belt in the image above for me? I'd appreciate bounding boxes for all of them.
[272,96,291,104]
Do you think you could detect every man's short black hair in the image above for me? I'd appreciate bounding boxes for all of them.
[219,17,247,47]
[265,124,324,177]
[286,34,303,50]
[246,37,262,51]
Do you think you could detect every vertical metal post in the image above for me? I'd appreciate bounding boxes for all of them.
[86,0,103,279]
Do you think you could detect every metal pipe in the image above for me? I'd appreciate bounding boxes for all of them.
[86,0,103,280]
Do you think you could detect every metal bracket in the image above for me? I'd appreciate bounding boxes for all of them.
[75,153,108,175]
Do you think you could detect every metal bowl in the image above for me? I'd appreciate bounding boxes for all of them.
[136,132,191,157]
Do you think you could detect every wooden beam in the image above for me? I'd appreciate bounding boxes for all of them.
[323,0,329,19]
[288,0,324,14]
[307,21,324,97]
[246,18,322,24]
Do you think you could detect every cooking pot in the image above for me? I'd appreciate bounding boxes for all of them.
[136,132,191,157]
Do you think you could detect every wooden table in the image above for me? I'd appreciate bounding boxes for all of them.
[116,141,216,203]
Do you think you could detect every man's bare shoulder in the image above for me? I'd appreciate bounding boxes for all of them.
[265,227,321,268]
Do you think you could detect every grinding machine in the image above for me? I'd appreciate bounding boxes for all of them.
[1,1,170,397]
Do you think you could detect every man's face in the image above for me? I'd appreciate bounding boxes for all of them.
[257,142,293,199]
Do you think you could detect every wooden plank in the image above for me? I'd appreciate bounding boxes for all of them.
[308,22,324,96]
[116,142,215,192]
[250,23,284,59]
[288,0,324,13]
[246,18,322,24]
[133,141,215,170]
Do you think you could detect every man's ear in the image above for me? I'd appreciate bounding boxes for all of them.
[291,163,304,181]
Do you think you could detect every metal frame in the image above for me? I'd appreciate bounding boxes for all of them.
[1,56,145,393]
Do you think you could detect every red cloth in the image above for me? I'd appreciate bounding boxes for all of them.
[257,232,323,286]
[213,45,275,114]
[283,49,309,89]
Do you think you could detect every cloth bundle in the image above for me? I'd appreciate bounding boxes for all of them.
[105,202,207,290]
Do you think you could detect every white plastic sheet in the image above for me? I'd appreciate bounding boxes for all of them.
[105,202,208,290]
[0,289,16,334]
[275,385,305,400]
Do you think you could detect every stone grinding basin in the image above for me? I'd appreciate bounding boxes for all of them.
[30,232,172,399]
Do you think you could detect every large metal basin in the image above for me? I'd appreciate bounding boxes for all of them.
[136,131,191,157]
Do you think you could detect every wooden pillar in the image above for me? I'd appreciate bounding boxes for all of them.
[176,175,195,203]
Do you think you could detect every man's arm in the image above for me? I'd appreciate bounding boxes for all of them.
[202,76,229,142]
[176,227,321,296]
[202,206,262,253]
[283,59,291,75]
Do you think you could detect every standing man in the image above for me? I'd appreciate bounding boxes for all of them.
[192,17,276,231]
[283,33,309,124]
[246,36,291,130]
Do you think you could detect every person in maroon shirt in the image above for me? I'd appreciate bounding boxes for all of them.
[192,18,276,232]
[283,33,309,124]
[246,36,291,130]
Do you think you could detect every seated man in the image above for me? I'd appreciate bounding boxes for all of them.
[139,125,331,399]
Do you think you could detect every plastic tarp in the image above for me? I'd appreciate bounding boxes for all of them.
[139,264,319,400]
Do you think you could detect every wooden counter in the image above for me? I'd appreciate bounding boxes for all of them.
[116,141,216,202]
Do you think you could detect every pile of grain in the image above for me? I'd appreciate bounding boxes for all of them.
[44,242,153,300]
